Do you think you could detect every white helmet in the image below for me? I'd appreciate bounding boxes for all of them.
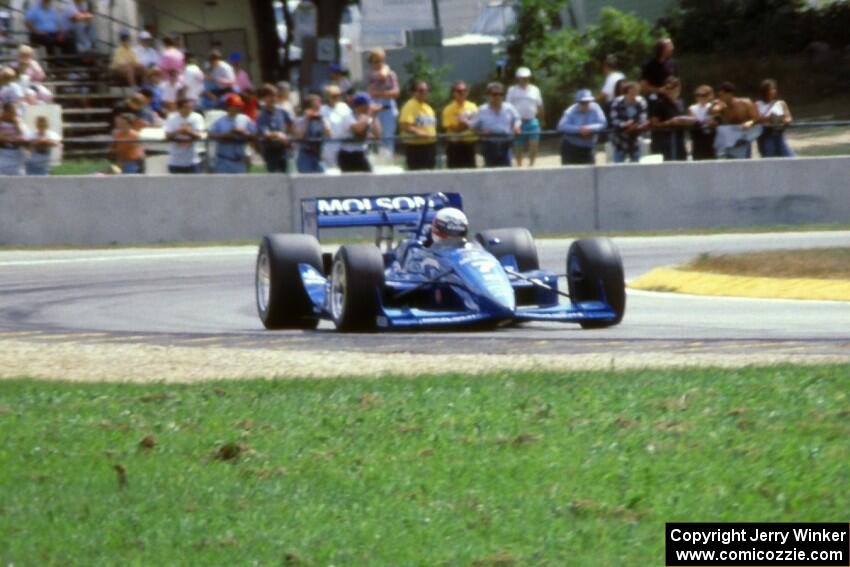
[431,207,469,243]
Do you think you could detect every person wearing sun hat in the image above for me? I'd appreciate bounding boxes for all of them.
[208,93,256,173]
[506,66,543,167]
[556,88,607,165]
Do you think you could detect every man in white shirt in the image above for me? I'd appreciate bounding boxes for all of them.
[506,67,543,167]
[182,54,205,104]
[164,98,206,174]
[209,50,235,96]
[598,55,625,104]
[134,30,160,68]
[320,84,352,167]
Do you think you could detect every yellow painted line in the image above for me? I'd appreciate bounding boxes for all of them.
[181,337,224,344]
[629,267,850,302]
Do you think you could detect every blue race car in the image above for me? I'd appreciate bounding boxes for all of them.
[255,192,625,331]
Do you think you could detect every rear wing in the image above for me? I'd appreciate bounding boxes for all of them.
[301,193,463,237]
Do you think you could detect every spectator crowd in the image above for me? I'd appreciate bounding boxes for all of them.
[0,10,799,177]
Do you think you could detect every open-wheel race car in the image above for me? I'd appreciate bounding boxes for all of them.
[255,192,625,331]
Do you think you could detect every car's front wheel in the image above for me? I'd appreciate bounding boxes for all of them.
[256,234,323,330]
[330,244,385,332]
[567,237,626,329]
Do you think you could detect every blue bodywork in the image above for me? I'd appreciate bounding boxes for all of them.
[298,192,617,329]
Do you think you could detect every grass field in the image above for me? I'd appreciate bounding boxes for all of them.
[2,365,849,565]
[687,248,850,280]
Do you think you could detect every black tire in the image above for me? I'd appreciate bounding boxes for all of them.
[256,234,323,330]
[567,237,626,329]
[329,244,385,332]
[475,228,540,271]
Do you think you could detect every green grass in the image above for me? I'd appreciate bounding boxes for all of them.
[51,158,113,176]
[1,365,849,565]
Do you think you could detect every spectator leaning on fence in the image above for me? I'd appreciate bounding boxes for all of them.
[709,81,760,159]
[649,77,689,162]
[111,112,144,174]
[164,98,205,174]
[321,84,352,168]
[337,92,380,173]
[506,67,544,167]
[365,48,400,155]
[756,79,794,158]
[609,81,648,163]
[688,85,717,161]
[293,94,331,174]
[209,93,256,174]
[441,80,478,170]
[0,102,27,176]
[470,82,520,168]
[256,84,293,174]
[26,115,61,176]
[399,80,437,171]
[557,89,607,165]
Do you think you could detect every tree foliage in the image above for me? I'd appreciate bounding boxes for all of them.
[402,50,451,108]
[507,3,655,124]
[663,0,850,55]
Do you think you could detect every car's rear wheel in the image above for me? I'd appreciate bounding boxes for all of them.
[256,234,323,330]
[567,237,625,329]
[475,227,540,271]
[330,244,385,332]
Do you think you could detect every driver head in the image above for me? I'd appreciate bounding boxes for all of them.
[431,207,469,244]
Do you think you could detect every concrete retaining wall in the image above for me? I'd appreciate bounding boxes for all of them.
[1,157,848,245]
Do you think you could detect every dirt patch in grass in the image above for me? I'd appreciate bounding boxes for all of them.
[686,248,850,280]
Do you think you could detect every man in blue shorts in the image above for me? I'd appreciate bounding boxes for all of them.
[507,67,544,167]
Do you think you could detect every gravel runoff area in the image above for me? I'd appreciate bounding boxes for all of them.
[1,339,848,383]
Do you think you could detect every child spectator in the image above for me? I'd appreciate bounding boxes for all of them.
[142,69,165,115]
[111,113,145,174]
[256,84,293,173]
[161,68,184,114]
[294,94,331,174]
[276,81,295,115]
[609,81,648,163]
[0,102,27,175]
[208,93,256,174]
[182,53,205,106]
[689,85,717,160]
[0,68,25,112]
[25,115,61,175]
[337,92,380,173]
[164,98,205,174]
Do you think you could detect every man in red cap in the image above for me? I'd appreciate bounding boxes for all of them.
[208,93,256,173]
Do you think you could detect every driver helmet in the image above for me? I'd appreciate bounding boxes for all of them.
[431,207,469,243]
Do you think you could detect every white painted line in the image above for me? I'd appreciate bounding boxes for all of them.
[0,249,255,267]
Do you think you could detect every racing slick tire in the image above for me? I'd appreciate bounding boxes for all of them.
[330,244,385,332]
[475,228,540,271]
[567,237,626,329]
[256,234,323,330]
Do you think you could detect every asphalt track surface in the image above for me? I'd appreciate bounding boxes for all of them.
[0,231,848,357]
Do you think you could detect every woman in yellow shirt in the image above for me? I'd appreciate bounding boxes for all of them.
[398,80,437,170]
[441,81,478,169]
